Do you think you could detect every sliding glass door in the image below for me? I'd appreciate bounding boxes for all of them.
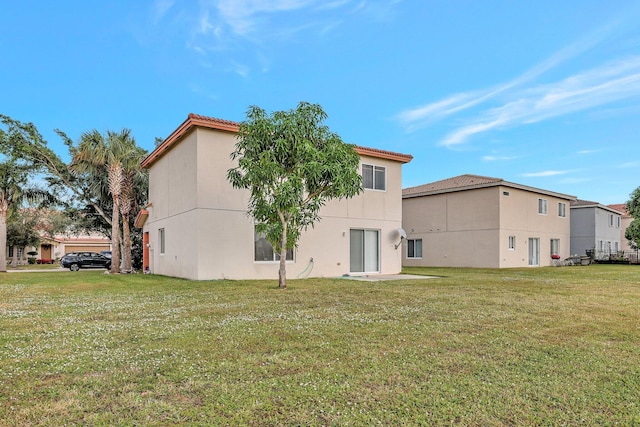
[350,229,380,273]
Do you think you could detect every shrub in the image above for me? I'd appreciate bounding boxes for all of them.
[27,257,37,264]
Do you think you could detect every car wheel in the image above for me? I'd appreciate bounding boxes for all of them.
[106,263,111,270]
[70,264,80,272]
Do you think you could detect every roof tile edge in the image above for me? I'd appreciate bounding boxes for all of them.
[142,114,412,168]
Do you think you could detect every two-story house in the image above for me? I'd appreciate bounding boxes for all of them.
[607,204,634,253]
[402,174,576,268]
[135,113,412,280]
[570,200,622,260]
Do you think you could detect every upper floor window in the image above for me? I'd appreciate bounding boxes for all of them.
[617,217,621,228]
[407,239,422,259]
[558,202,566,218]
[362,164,386,191]
[254,226,294,262]
[538,198,547,215]
[159,228,165,254]
[609,214,614,227]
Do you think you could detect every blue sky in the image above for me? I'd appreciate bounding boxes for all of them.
[1,1,639,205]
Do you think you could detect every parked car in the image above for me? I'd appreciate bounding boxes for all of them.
[100,250,112,259]
[60,252,112,271]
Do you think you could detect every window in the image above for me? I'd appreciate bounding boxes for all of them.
[558,202,566,217]
[159,228,165,254]
[550,239,560,256]
[407,239,422,258]
[538,198,547,215]
[617,217,621,228]
[254,227,293,262]
[362,164,386,191]
[503,191,510,196]
[609,214,614,227]
[508,236,516,250]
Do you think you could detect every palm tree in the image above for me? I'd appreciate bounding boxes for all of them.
[71,129,139,274]
[118,145,148,272]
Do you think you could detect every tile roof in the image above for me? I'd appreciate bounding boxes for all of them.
[570,199,601,207]
[142,113,412,167]
[607,203,631,217]
[403,174,576,200]
[403,174,503,196]
[571,199,624,214]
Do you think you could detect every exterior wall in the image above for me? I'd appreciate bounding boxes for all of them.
[402,186,572,268]
[571,206,622,257]
[620,215,634,251]
[499,187,571,267]
[402,187,501,268]
[144,127,405,280]
[570,207,596,256]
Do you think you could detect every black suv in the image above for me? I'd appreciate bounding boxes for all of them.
[60,252,112,271]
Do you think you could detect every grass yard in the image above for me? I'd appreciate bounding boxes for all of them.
[1,266,639,426]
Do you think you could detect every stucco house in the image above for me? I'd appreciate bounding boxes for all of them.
[7,233,110,265]
[607,204,635,252]
[570,200,622,260]
[135,113,412,280]
[402,174,576,268]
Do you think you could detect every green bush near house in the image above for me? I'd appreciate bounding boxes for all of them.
[1,266,639,425]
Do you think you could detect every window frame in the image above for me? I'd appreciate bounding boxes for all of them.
[558,202,566,218]
[159,228,165,255]
[407,238,423,259]
[538,198,548,215]
[362,163,386,191]
[254,226,294,263]
[508,235,516,250]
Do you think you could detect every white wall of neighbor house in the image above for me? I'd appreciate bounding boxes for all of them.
[144,126,405,280]
[570,206,621,256]
[402,185,572,268]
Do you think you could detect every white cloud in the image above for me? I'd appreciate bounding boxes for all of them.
[482,155,517,162]
[521,170,570,177]
[618,161,640,168]
[216,0,317,36]
[227,61,250,77]
[438,56,640,147]
[152,0,175,23]
[395,16,640,148]
[395,23,611,132]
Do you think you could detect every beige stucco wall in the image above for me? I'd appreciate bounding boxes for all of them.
[402,186,571,268]
[144,127,405,280]
[620,215,634,252]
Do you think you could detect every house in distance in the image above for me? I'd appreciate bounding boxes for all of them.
[402,174,576,268]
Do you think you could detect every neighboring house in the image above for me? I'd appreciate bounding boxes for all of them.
[135,113,413,280]
[607,204,635,252]
[7,233,111,265]
[570,200,622,259]
[402,174,576,268]
[43,234,111,258]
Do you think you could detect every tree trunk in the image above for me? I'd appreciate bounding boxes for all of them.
[121,212,132,272]
[110,200,121,274]
[278,223,287,289]
[0,210,6,272]
[11,246,18,268]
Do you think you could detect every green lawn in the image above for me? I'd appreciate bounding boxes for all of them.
[1,266,639,426]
